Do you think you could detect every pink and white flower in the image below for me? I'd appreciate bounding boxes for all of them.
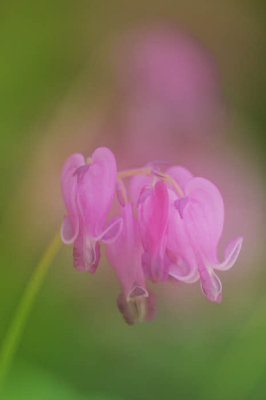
[60,147,243,322]
[166,166,243,302]
[107,203,156,324]
[60,147,122,272]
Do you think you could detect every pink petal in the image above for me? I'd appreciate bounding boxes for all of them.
[167,204,199,283]
[141,251,168,282]
[184,177,224,263]
[107,204,145,296]
[129,173,153,206]
[108,204,157,324]
[73,227,100,273]
[77,147,117,238]
[138,181,169,281]
[174,196,189,219]
[167,201,191,257]
[60,153,85,243]
[60,216,75,244]
[214,236,243,271]
[98,217,123,244]
[166,166,193,193]
[168,257,199,284]
[138,181,168,251]
[137,186,153,208]
[198,261,222,303]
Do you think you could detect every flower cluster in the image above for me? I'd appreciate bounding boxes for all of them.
[61,147,243,324]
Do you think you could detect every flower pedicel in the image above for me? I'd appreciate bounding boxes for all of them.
[61,147,243,324]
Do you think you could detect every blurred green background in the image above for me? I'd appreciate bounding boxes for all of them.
[0,1,265,399]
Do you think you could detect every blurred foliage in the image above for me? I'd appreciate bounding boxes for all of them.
[4,361,122,399]
[0,0,265,399]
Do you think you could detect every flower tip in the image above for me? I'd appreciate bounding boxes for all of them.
[61,153,85,174]
[117,289,157,325]
[92,146,117,166]
[73,239,100,273]
[215,236,244,271]
[99,217,124,244]
[60,216,78,244]
[128,285,148,300]
[216,293,222,304]
[205,291,222,304]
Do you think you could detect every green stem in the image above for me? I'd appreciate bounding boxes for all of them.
[118,167,152,179]
[118,167,184,197]
[0,232,61,388]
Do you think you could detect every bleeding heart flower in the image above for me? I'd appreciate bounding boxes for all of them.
[60,147,243,322]
[166,166,243,303]
[60,147,122,272]
[107,203,156,324]
[136,180,169,282]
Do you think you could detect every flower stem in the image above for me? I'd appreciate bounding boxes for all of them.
[0,232,61,388]
[117,168,152,179]
[153,171,184,197]
[116,178,128,205]
[118,167,184,197]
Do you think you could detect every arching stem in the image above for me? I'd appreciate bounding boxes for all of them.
[0,232,61,388]
[118,168,184,197]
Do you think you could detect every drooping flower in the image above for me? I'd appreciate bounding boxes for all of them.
[60,147,243,322]
[166,166,243,303]
[107,203,156,324]
[135,179,169,282]
[61,147,122,272]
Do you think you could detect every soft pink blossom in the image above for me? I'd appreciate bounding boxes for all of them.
[166,166,243,303]
[60,146,243,321]
[61,147,122,272]
[137,180,169,282]
[107,203,156,324]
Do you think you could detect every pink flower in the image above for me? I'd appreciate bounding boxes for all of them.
[166,166,243,303]
[130,173,170,280]
[137,180,169,282]
[60,147,243,322]
[60,147,122,272]
[107,203,156,325]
